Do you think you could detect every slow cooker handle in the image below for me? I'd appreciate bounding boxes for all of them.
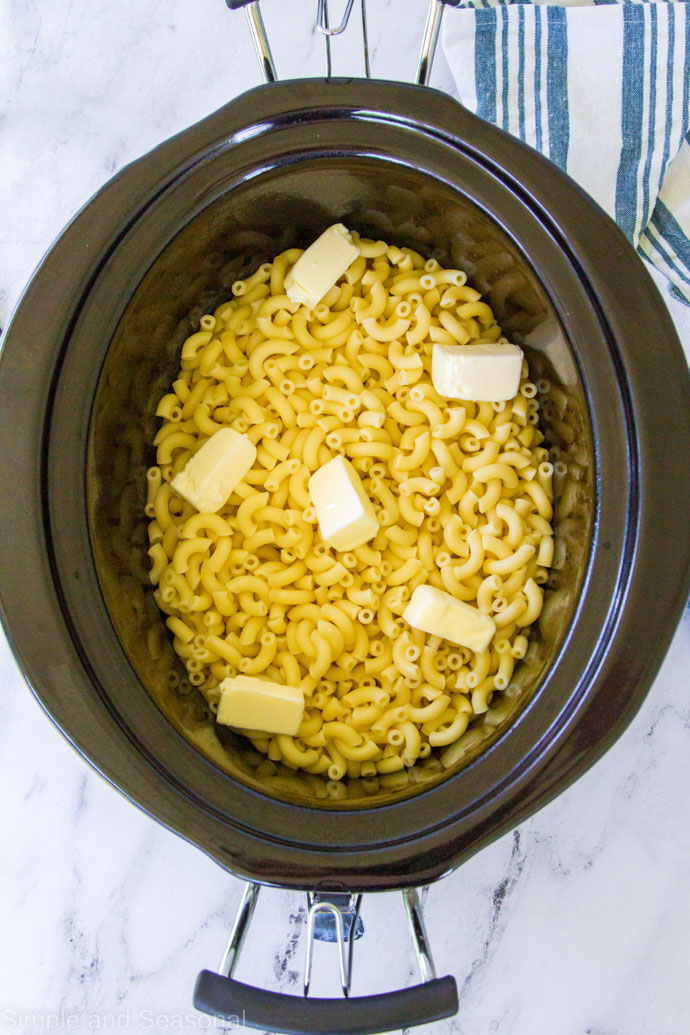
[193,883,459,1034]
[224,0,464,86]
[194,972,459,1034]
[225,0,277,83]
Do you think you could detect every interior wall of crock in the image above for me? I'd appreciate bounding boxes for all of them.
[87,157,594,806]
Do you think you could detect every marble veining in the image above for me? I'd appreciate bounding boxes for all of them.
[1,2,689,1033]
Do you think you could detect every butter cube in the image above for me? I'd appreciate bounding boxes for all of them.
[432,342,524,402]
[284,224,360,308]
[309,456,378,551]
[216,675,304,736]
[403,584,496,653]
[171,427,256,513]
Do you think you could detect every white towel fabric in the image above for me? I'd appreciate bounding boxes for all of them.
[442,1,690,306]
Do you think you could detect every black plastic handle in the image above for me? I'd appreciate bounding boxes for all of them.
[194,971,459,1035]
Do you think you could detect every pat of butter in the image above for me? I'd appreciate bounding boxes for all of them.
[309,455,378,551]
[403,584,496,653]
[171,427,256,513]
[216,675,305,736]
[432,342,524,402]
[284,224,360,308]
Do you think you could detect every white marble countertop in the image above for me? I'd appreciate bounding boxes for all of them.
[2,2,690,1033]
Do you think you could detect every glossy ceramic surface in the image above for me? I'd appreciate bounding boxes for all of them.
[1,79,689,890]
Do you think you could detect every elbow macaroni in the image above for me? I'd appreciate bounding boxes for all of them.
[146,236,556,781]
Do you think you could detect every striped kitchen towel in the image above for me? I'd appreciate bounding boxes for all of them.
[442,1,690,305]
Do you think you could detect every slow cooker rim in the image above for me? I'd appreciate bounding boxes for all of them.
[71,129,613,831]
[0,78,686,890]
[70,93,629,830]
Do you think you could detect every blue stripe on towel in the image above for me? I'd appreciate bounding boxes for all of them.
[670,286,690,308]
[501,5,510,132]
[642,227,690,295]
[641,5,658,231]
[534,7,543,153]
[652,201,690,275]
[475,9,498,124]
[546,8,569,168]
[684,6,690,139]
[518,6,526,141]
[658,3,675,196]
[615,6,645,240]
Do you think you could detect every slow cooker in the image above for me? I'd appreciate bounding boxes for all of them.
[1,0,689,1030]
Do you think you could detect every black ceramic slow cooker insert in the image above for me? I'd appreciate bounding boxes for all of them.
[1,2,689,1032]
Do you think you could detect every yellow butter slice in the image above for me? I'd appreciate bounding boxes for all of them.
[284,224,360,309]
[171,427,256,513]
[216,675,305,736]
[309,455,378,551]
[403,584,496,652]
